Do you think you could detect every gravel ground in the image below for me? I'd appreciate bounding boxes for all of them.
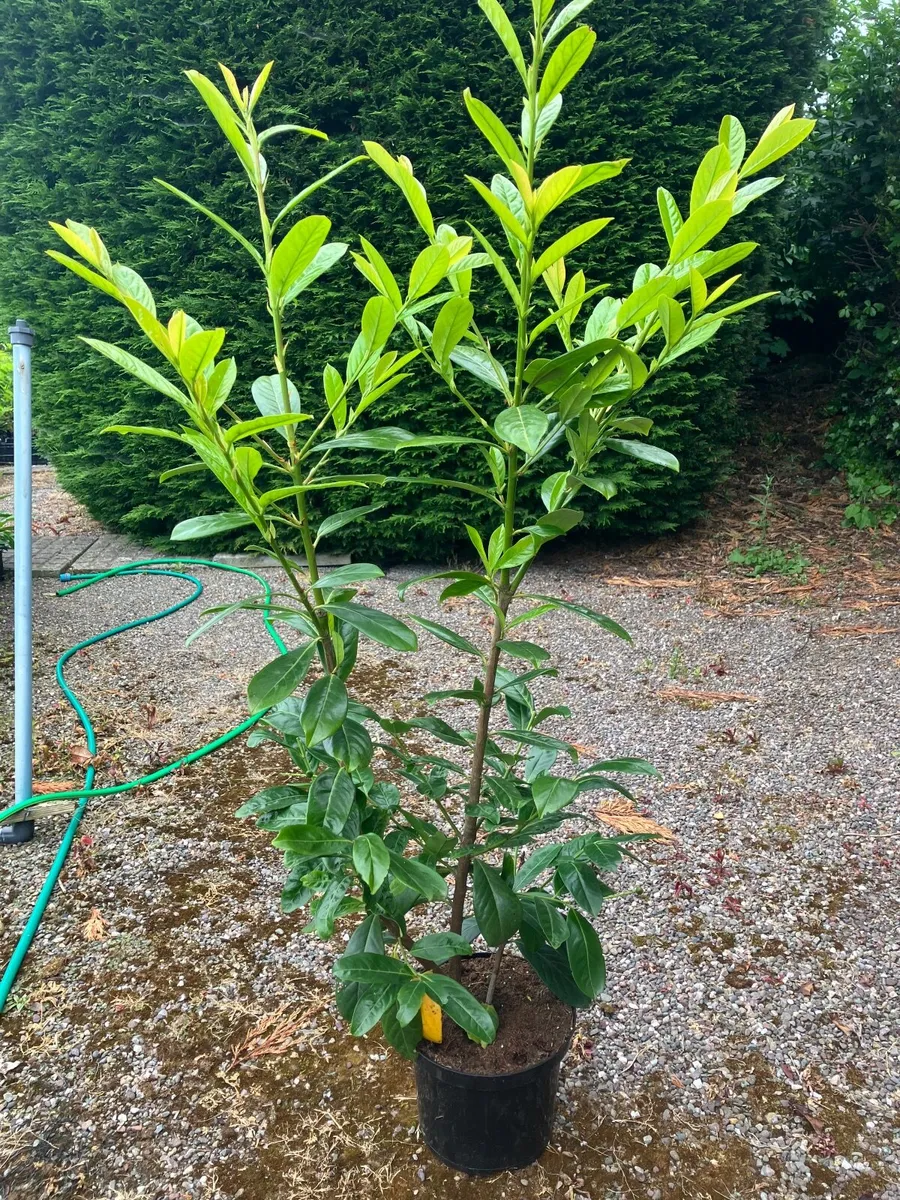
[0,548,898,1200]
[0,468,102,537]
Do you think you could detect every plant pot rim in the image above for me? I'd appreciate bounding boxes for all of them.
[416,1007,575,1086]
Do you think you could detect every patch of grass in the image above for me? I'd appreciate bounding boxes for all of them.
[728,543,811,581]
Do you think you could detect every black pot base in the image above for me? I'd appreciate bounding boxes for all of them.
[415,1015,574,1175]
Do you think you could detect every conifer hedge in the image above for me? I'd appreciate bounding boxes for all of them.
[0,0,830,557]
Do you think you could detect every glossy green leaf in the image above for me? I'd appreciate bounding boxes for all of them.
[518,938,592,1007]
[388,850,448,901]
[333,952,415,986]
[349,984,396,1035]
[520,892,568,948]
[565,909,606,996]
[409,932,474,964]
[422,974,498,1045]
[309,768,355,833]
[395,980,428,1025]
[321,602,417,652]
[408,615,482,657]
[247,643,316,712]
[472,860,522,946]
[494,405,549,455]
[170,512,255,541]
[532,773,579,816]
[301,675,349,746]
[272,825,351,856]
[352,833,391,892]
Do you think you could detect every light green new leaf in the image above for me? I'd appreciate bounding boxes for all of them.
[544,0,593,46]
[495,405,549,455]
[283,242,348,305]
[607,438,679,472]
[103,424,185,442]
[431,296,474,367]
[185,70,255,177]
[407,244,450,301]
[179,329,225,382]
[690,143,731,214]
[718,114,746,171]
[80,338,188,406]
[730,176,783,215]
[538,25,596,105]
[155,179,263,267]
[170,512,255,541]
[466,175,529,245]
[464,89,525,171]
[669,199,732,262]
[225,412,310,443]
[478,0,528,82]
[534,218,611,276]
[741,118,815,177]
[269,215,332,302]
[656,188,683,249]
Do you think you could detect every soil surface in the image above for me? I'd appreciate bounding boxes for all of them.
[420,956,572,1074]
[1,360,899,1199]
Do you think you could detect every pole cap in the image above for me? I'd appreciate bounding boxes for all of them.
[8,319,34,346]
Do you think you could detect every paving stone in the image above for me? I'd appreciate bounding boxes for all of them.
[67,535,157,573]
[29,535,99,577]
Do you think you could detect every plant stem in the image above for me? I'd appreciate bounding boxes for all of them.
[249,120,336,673]
[447,21,542,968]
[485,942,505,1006]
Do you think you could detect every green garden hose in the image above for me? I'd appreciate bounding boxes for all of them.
[0,557,288,1013]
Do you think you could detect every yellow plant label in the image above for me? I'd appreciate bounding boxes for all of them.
[421,995,442,1043]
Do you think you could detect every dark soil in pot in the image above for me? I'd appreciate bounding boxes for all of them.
[415,955,574,1175]
[418,954,573,1072]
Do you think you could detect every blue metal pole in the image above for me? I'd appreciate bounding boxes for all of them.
[4,319,35,845]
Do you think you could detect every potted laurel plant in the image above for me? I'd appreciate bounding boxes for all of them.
[241,0,813,1175]
[51,0,814,1174]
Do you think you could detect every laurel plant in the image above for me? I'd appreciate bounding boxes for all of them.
[263,0,814,1050]
[49,0,814,1057]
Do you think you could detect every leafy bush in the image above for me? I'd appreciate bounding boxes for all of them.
[53,0,813,1059]
[778,0,900,512]
[0,345,11,434]
[0,0,830,557]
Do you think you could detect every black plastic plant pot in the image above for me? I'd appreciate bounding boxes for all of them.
[415,1013,574,1175]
